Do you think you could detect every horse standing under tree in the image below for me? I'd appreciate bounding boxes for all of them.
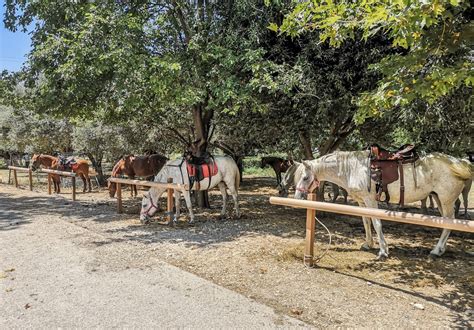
[260,156,293,186]
[294,151,471,259]
[278,162,348,203]
[140,155,240,224]
[108,154,168,198]
[30,154,92,193]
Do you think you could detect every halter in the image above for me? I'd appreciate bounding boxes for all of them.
[296,178,320,194]
[141,193,160,218]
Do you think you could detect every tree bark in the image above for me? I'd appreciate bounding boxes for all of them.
[298,128,314,160]
[318,116,356,156]
[192,104,214,208]
[87,153,106,186]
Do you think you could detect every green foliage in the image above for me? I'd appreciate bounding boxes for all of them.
[279,0,474,120]
[0,106,72,154]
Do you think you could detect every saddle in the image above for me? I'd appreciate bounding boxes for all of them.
[186,153,218,190]
[58,156,78,171]
[369,144,418,206]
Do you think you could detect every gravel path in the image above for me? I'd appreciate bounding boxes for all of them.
[0,189,305,328]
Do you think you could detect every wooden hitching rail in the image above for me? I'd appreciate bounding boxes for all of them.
[269,195,474,267]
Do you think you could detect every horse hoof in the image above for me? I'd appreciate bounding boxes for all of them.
[376,252,388,260]
[360,243,373,251]
[429,251,442,259]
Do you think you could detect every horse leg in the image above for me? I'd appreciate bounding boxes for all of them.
[80,173,87,193]
[421,197,428,214]
[54,175,61,193]
[342,188,348,204]
[364,198,388,259]
[429,194,454,257]
[173,190,181,223]
[331,183,339,203]
[462,181,471,219]
[182,191,195,223]
[454,198,461,218]
[431,203,454,257]
[218,182,228,219]
[356,200,374,250]
[224,178,241,219]
[84,172,92,192]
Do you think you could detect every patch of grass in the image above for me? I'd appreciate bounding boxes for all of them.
[243,166,274,177]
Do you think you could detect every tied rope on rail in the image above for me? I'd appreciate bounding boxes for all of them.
[304,215,334,267]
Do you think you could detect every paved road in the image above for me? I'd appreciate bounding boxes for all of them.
[0,190,306,328]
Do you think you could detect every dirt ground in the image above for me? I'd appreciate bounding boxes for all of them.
[1,171,473,327]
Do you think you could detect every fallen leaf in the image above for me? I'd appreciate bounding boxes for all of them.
[290,308,303,316]
[24,303,31,309]
[4,268,15,272]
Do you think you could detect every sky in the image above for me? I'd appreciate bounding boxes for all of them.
[0,0,32,72]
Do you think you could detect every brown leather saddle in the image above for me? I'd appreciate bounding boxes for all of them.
[369,144,418,206]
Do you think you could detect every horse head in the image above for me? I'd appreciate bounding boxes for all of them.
[109,157,128,197]
[30,154,41,171]
[294,161,319,199]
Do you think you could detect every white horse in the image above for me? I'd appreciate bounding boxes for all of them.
[140,156,240,224]
[294,151,472,259]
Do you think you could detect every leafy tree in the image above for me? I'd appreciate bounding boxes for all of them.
[277,0,474,121]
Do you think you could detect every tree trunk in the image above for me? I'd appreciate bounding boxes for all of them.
[192,104,214,208]
[318,116,356,156]
[87,153,106,186]
[298,129,314,160]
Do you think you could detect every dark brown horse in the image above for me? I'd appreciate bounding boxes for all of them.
[30,154,92,193]
[260,156,293,186]
[108,154,168,197]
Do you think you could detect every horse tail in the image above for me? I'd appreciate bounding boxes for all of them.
[449,161,472,181]
[235,165,240,190]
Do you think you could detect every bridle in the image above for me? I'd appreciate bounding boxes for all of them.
[296,177,320,194]
[141,193,159,218]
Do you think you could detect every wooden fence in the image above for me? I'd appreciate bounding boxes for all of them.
[269,193,474,267]
[107,177,189,222]
[40,168,77,201]
[8,166,33,191]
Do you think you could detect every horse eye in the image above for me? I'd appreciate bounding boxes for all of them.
[303,176,309,181]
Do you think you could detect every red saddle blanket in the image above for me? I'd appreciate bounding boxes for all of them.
[186,161,218,179]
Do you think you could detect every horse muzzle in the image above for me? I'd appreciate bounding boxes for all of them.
[139,214,150,224]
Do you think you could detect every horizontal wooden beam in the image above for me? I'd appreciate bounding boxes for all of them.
[40,168,76,177]
[269,197,474,233]
[108,177,189,191]
[8,166,31,172]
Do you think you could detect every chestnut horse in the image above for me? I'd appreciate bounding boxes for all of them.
[108,154,168,197]
[30,154,92,193]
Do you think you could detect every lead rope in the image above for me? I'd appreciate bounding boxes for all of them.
[304,215,334,266]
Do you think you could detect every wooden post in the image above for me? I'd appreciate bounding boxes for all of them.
[28,169,33,191]
[167,178,174,222]
[71,176,76,201]
[117,182,123,213]
[13,169,18,188]
[304,192,317,267]
[47,174,52,195]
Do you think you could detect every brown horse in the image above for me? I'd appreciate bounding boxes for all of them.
[260,156,293,186]
[30,154,92,193]
[108,154,168,197]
